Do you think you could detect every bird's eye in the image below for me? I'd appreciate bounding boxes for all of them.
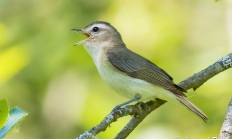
[92,27,99,32]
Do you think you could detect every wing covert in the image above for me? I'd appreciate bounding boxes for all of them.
[106,48,186,96]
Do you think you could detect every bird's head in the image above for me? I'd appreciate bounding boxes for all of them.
[72,21,124,48]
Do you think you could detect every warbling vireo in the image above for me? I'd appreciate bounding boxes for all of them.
[72,21,209,122]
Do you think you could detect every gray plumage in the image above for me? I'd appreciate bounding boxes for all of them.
[107,47,186,96]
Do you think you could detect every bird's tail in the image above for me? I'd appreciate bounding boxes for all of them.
[176,96,209,123]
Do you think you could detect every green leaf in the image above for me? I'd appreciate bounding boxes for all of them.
[0,99,8,129]
[0,107,27,138]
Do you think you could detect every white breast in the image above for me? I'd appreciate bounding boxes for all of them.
[84,44,176,102]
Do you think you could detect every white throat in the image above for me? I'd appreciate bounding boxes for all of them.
[83,41,109,67]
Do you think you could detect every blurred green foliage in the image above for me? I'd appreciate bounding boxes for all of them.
[0,0,231,139]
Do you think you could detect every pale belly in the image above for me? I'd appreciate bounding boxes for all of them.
[96,60,176,102]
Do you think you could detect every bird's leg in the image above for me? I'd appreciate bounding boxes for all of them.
[111,94,141,112]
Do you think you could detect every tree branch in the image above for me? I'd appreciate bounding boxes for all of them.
[178,53,232,90]
[114,99,166,139]
[76,53,232,139]
[219,99,232,139]
[76,100,166,139]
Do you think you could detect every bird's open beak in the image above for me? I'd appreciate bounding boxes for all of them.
[72,29,90,37]
[72,29,90,46]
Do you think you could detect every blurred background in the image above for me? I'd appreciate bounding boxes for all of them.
[0,0,232,139]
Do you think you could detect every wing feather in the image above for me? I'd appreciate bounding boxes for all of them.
[107,48,186,96]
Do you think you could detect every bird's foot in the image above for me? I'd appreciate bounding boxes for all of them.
[110,94,141,113]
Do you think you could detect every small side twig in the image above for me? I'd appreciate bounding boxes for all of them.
[219,99,232,139]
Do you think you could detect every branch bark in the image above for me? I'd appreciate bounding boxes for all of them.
[219,99,232,139]
[76,53,232,139]
[178,53,232,90]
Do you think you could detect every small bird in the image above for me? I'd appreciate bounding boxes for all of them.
[72,21,209,122]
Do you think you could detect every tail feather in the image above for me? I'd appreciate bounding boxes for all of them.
[177,96,209,123]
